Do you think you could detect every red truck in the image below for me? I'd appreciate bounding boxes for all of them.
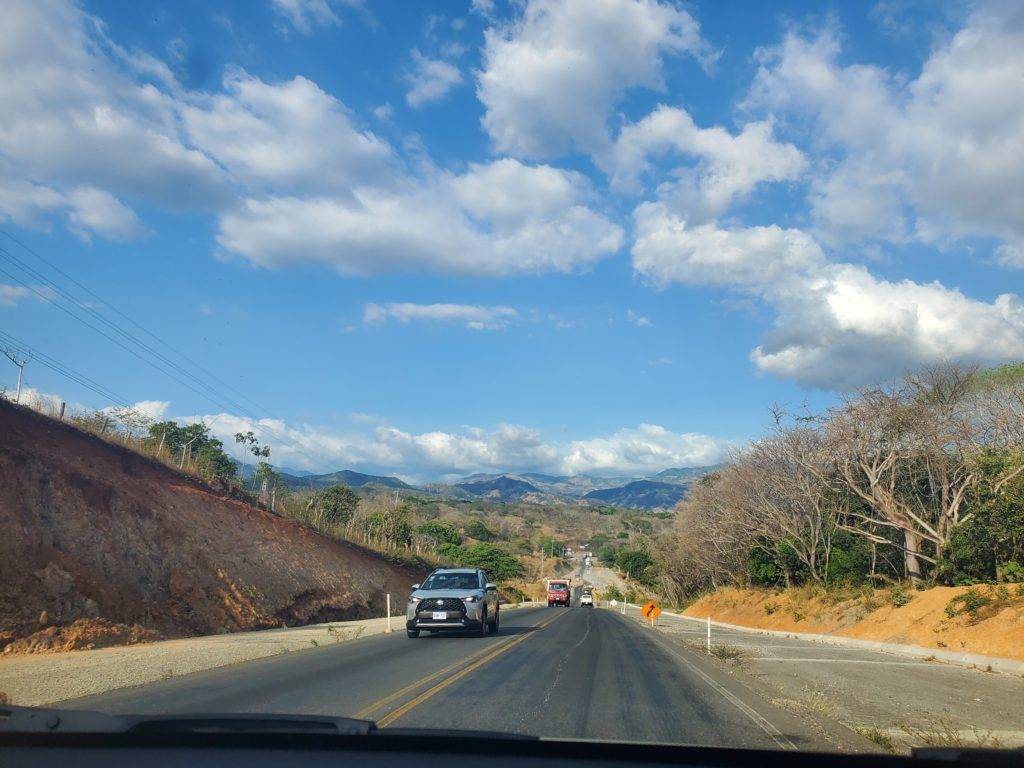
[545,578,571,607]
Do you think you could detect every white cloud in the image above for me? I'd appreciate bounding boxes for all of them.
[0,178,144,242]
[470,0,496,17]
[746,5,1024,256]
[996,244,1024,269]
[632,206,1024,388]
[404,50,463,108]
[65,187,146,241]
[126,399,171,421]
[562,423,729,475]
[626,309,652,327]
[0,284,32,307]
[194,410,727,478]
[0,1,626,279]
[0,1,229,215]
[478,0,715,158]
[633,202,824,289]
[182,69,393,194]
[363,302,519,330]
[751,263,1024,389]
[269,0,364,34]
[602,105,805,213]
[216,159,623,276]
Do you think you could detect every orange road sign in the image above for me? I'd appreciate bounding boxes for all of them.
[641,601,661,621]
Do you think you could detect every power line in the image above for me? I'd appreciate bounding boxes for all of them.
[0,231,320,466]
[0,330,129,406]
[0,229,272,416]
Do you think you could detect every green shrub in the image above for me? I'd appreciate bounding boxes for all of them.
[945,588,991,621]
[889,586,912,608]
[416,520,462,548]
[463,519,495,541]
[999,561,1024,583]
[308,485,360,526]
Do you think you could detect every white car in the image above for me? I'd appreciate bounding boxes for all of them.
[579,592,594,607]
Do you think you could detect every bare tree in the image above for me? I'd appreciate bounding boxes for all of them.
[825,366,979,582]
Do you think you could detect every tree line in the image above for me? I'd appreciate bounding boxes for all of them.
[656,364,1024,602]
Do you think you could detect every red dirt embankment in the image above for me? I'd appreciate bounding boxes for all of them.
[0,400,424,654]
[684,583,1024,661]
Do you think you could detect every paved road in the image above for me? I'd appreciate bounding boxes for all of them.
[59,605,861,751]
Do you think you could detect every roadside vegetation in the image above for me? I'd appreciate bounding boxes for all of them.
[2,388,672,598]
[653,363,1024,604]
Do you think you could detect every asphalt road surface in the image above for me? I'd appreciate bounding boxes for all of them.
[60,605,864,751]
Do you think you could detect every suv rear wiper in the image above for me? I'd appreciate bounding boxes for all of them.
[0,706,373,735]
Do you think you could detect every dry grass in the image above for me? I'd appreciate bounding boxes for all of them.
[854,726,897,753]
[899,719,1003,749]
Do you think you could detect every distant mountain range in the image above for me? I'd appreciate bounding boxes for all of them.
[455,475,540,501]
[582,479,691,509]
[243,461,720,510]
[278,469,412,491]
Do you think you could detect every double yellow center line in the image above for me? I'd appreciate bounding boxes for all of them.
[357,608,570,728]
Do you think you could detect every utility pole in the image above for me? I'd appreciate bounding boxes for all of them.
[2,347,30,403]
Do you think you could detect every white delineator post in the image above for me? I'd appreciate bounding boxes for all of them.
[706,616,711,653]
[386,594,392,633]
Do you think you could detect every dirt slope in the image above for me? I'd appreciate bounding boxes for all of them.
[684,584,1024,661]
[0,400,424,654]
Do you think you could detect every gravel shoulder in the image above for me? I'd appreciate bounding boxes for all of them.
[623,605,1024,752]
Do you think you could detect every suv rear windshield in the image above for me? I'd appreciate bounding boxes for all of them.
[421,573,479,590]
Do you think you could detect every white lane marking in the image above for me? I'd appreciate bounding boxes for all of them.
[747,658,928,666]
[637,620,798,751]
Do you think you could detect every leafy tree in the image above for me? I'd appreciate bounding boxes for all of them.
[464,519,495,541]
[615,547,655,587]
[308,485,360,526]
[360,502,414,548]
[147,421,236,480]
[416,520,462,549]
[445,542,524,582]
[937,450,1024,584]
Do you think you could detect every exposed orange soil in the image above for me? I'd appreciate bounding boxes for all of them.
[684,583,1024,661]
[0,400,425,654]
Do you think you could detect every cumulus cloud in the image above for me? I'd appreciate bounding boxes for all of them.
[632,205,1024,388]
[65,187,146,241]
[363,302,519,330]
[602,106,805,213]
[404,50,463,108]
[478,0,716,158]
[182,69,394,194]
[2,1,620,278]
[216,158,623,275]
[0,1,229,219]
[746,4,1024,255]
[194,412,728,478]
[562,424,730,475]
[633,202,824,289]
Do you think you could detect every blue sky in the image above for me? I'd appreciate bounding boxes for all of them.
[1,0,1022,480]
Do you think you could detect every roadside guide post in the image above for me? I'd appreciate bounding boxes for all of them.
[706,615,711,653]
[386,593,392,633]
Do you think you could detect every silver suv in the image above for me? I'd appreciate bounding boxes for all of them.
[405,568,499,638]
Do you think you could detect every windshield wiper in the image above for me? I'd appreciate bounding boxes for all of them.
[0,706,373,735]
